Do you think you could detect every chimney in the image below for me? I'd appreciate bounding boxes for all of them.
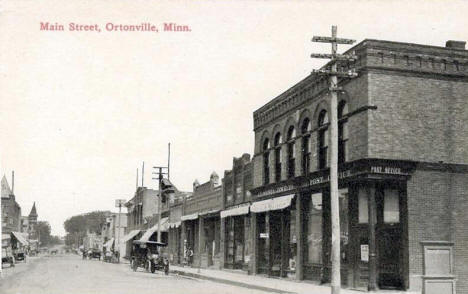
[11,171,14,194]
[446,40,466,50]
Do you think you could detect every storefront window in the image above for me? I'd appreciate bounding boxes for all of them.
[384,189,400,223]
[307,193,323,264]
[339,189,349,263]
[290,208,297,271]
[358,188,368,224]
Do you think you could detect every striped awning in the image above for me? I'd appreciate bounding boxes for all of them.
[122,230,141,242]
[11,231,28,246]
[139,217,169,242]
[168,221,181,228]
[250,194,295,213]
[221,204,250,218]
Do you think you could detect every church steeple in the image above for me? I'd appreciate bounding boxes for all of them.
[29,202,38,218]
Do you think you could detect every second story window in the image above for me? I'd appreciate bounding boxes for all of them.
[338,101,349,164]
[274,132,282,182]
[263,138,270,185]
[287,126,296,178]
[301,118,311,175]
[318,110,329,170]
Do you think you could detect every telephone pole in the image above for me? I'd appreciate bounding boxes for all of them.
[311,26,357,294]
[152,143,172,243]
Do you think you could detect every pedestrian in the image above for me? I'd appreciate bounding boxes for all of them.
[188,247,194,266]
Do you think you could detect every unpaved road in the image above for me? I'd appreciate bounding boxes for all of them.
[0,254,266,294]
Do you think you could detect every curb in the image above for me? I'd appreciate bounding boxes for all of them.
[170,269,295,294]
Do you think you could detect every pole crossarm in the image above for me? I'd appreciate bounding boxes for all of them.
[312,69,358,78]
[310,53,357,61]
[312,36,355,44]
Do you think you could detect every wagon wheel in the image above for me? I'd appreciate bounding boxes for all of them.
[132,259,138,272]
[150,262,156,273]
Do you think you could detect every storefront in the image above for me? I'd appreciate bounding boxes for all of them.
[181,213,199,266]
[250,194,296,277]
[168,204,183,265]
[121,229,141,259]
[221,204,251,271]
[199,211,221,268]
[250,159,414,289]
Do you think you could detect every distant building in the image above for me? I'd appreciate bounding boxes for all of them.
[181,172,222,268]
[27,202,38,240]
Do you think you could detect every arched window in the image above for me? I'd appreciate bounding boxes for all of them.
[287,126,296,178]
[301,118,311,175]
[263,138,270,185]
[274,133,282,182]
[338,101,348,164]
[318,110,329,169]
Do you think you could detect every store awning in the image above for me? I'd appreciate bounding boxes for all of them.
[221,204,250,218]
[104,238,114,249]
[168,221,181,228]
[199,209,220,216]
[181,213,199,221]
[11,231,28,246]
[250,194,295,213]
[139,217,169,242]
[122,230,141,243]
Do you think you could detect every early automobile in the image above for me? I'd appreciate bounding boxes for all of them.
[88,248,101,260]
[130,240,169,275]
[2,247,15,268]
[14,251,26,262]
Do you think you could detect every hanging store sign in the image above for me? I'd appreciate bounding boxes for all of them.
[260,233,269,238]
[250,194,294,213]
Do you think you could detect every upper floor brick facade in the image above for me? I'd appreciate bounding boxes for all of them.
[252,39,468,190]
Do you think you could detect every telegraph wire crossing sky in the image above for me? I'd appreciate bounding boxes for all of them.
[0,0,467,235]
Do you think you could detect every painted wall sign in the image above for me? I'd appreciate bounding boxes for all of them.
[260,233,269,238]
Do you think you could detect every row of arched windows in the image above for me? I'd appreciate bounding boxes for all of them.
[263,101,349,185]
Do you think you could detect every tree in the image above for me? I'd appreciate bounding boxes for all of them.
[36,221,52,246]
[63,211,109,246]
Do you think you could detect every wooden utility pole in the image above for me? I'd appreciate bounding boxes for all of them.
[311,26,357,294]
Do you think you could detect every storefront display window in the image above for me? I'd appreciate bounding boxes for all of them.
[384,189,400,223]
[307,193,323,264]
[290,209,297,271]
[358,188,368,224]
[339,189,349,263]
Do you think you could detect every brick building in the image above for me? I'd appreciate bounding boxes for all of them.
[180,172,222,268]
[219,154,253,272]
[122,187,159,257]
[248,39,468,292]
[1,175,21,234]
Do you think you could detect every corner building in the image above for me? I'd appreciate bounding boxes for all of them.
[249,39,468,292]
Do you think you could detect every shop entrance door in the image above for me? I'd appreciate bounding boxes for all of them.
[378,227,402,289]
[269,211,282,277]
[257,212,269,274]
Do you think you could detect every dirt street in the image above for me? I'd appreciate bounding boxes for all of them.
[0,254,266,294]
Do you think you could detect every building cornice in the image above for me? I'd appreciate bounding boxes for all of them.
[253,39,468,131]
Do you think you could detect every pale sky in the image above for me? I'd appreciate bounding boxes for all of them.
[1,0,467,235]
